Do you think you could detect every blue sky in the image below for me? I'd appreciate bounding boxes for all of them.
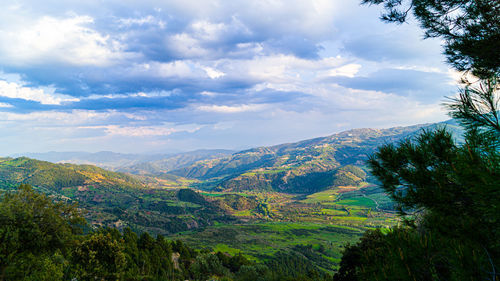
[0,0,459,154]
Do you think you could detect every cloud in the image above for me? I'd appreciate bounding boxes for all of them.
[0,0,456,154]
[0,79,79,105]
[118,15,166,28]
[326,68,455,102]
[80,124,201,137]
[339,20,443,65]
[0,15,134,66]
[202,67,225,79]
[0,102,13,108]
[197,104,267,113]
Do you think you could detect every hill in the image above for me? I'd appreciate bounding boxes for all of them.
[0,157,233,234]
[169,122,462,193]
[0,121,460,270]
[0,157,143,190]
[17,149,234,171]
[116,149,235,174]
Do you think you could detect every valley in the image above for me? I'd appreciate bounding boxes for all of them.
[0,121,460,272]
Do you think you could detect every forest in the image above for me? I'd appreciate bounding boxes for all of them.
[0,184,334,281]
[0,0,498,280]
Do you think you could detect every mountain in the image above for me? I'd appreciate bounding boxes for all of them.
[13,151,151,169]
[0,121,462,232]
[17,149,234,171]
[0,157,233,234]
[116,149,235,175]
[169,121,462,193]
[0,156,143,190]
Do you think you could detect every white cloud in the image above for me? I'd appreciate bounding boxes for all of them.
[0,0,456,154]
[118,15,166,28]
[0,15,133,66]
[168,33,209,58]
[78,122,203,137]
[129,61,198,78]
[83,125,176,137]
[197,104,267,113]
[202,66,225,79]
[219,54,347,83]
[0,80,79,105]
[0,110,112,124]
[85,90,172,100]
[325,63,361,78]
[190,20,228,41]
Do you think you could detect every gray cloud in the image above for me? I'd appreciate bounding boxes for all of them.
[0,0,456,154]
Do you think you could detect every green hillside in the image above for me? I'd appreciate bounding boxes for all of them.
[0,157,233,235]
[170,123,458,193]
[0,157,143,190]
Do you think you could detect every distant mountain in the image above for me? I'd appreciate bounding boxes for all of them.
[170,121,462,193]
[16,149,234,171]
[13,151,156,169]
[116,149,235,175]
[11,121,462,196]
[0,120,463,233]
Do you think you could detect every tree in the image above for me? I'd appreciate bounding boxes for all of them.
[447,76,500,143]
[71,232,126,281]
[0,184,84,280]
[366,128,499,278]
[361,0,500,78]
[334,1,500,279]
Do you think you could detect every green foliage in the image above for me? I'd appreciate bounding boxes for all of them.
[4,252,65,281]
[338,165,366,180]
[0,157,238,236]
[0,184,84,280]
[336,1,500,278]
[177,188,207,205]
[189,253,229,279]
[1,185,343,280]
[370,127,499,241]
[171,124,437,193]
[71,232,126,281]
[447,76,500,146]
[335,227,496,281]
[265,250,327,280]
[337,127,499,280]
[0,157,144,191]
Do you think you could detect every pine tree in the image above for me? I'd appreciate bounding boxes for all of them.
[335,1,499,280]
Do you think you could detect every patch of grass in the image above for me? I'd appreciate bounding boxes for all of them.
[301,189,339,204]
[336,197,376,208]
[314,209,347,216]
[233,210,253,216]
[170,222,365,270]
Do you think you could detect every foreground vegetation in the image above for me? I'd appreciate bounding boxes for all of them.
[0,184,339,281]
[0,147,400,276]
[334,0,499,280]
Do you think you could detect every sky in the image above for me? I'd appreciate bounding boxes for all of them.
[0,0,460,154]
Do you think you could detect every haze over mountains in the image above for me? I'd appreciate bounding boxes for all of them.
[17,149,235,171]
[0,120,464,266]
[10,120,462,195]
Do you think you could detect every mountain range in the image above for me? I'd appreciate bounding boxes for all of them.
[0,120,462,234]
[165,121,461,193]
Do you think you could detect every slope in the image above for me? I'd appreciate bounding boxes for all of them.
[170,122,462,193]
[0,157,233,235]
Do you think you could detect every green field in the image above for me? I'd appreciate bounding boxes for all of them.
[171,184,397,272]
[170,222,367,272]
